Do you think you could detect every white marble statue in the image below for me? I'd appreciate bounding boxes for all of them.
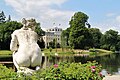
[10,18,42,75]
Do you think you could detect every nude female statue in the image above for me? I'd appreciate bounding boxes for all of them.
[10,18,42,74]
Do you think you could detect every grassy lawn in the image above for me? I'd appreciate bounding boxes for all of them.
[42,48,74,54]
[0,48,113,56]
[42,48,113,56]
[0,50,12,61]
[0,50,12,55]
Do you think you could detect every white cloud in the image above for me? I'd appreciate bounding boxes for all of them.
[4,0,74,30]
[92,18,120,34]
[106,13,116,17]
[90,13,120,34]
[116,16,120,23]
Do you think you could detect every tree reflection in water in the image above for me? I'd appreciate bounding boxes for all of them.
[45,53,120,75]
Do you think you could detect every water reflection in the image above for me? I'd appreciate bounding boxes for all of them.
[43,53,120,75]
[98,53,120,74]
[1,53,120,75]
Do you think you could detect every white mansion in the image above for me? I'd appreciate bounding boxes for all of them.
[43,27,62,48]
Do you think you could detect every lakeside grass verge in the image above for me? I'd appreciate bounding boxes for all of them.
[0,50,12,55]
[0,48,113,57]
[42,48,113,56]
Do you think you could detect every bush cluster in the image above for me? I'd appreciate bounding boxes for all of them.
[0,61,103,80]
[40,61,103,80]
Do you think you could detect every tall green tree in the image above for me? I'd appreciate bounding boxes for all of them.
[35,23,45,36]
[61,28,70,50]
[100,29,118,51]
[89,28,102,48]
[0,11,6,23]
[0,21,45,50]
[61,30,67,51]
[35,22,45,48]
[0,21,22,50]
[69,12,92,49]
[116,35,120,51]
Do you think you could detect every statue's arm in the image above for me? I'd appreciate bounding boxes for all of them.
[10,32,18,52]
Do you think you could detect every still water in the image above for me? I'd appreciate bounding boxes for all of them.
[43,53,120,75]
[1,53,120,75]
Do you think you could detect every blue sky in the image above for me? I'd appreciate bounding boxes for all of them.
[1,0,120,33]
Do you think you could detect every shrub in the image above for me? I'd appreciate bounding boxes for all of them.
[0,61,103,80]
[39,61,103,80]
[49,47,52,52]
[0,64,17,79]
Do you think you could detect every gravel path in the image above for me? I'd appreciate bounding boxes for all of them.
[103,75,120,80]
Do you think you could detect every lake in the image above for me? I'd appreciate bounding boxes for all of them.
[42,53,120,75]
[1,53,120,75]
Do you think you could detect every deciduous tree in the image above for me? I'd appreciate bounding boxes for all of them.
[69,12,92,49]
[100,29,118,51]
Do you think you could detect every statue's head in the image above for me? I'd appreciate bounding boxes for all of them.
[21,18,27,29]
[21,18,36,30]
[27,18,36,28]
[22,18,27,25]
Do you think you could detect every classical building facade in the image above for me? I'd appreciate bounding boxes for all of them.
[43,27,62,48]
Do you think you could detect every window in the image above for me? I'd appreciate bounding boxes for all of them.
[55,29,57,31]
[60,29,62,31]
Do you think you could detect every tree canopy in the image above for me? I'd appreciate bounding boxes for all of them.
[61,11,120,51]
[100,29,119,51]
[0,11,45,49]
[0,21,22,50]
[69,12,92,49]
[0,11,6,23]
[89,28,102,48]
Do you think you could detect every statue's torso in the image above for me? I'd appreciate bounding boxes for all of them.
[12,29,42,67]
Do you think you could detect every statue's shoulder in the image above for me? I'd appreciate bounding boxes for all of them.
[29,29,37,34]
[12,29,21,35]
[33,31,37,35]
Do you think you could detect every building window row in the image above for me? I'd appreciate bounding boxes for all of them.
[44,37,60,41]
[47,29,62,32]
[46,35,60,37]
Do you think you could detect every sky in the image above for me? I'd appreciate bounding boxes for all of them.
[0,0,120,33]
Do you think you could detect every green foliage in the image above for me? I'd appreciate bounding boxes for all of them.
[0,11,6,23]
[100,29,118,51]
[0,64,17,79]
[0,50,12,55]
[69,12,93,49]
[0,21,22,50]
[69,12,88,29]
[49,47,52,52]
[70,28,93,49]
[89,28,102,48]
[39,61,103,80]
[61,28,70,49]
[35,23,45,48]
[110,46,116,52]
[0,18,45,50]
[89,48,113,53]
[49,39,55,48]
[0,62,103,80]
[116,35,120,51]
[35,23,45,36]
[37,38,45,48]
[49,39,60,48]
